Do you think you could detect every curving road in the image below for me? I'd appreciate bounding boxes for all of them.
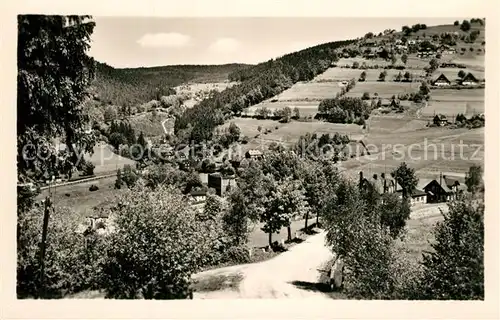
[193,231,334,299]
[193,203,447,299]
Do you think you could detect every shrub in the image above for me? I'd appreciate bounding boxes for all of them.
[100,184,223,299]
[89,185,99,191]
[17,207,106,298]
[82,161,95,176]
[361,92,370,100]
[221,246,251,264]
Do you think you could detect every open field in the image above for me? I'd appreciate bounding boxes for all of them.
[339,126,483,180]
[87,144,135,174]
[38,176,123,218]
[245,101,319,118]
[395,212,443,264]
[345,81,420,98]
[420,101,484,118]
[128,110,171,137]
[366,117,428,134]
[449,57,485,71]
[274,82,342,101]
[314,67,425,82]
[174,81,238,108]
[430,89,484,102]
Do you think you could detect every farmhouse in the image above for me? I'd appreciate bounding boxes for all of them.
[245,149,263,160]
[433,114,449,127]
[432,73,451,86]
[422,175,464,203]
[461,72,479,86]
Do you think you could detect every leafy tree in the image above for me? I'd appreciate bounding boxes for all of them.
[17,15,97,183]
[198,193,225,222]
[359,71,366,81]
[361,92,370,100]
[224,189,252,245]
[419,81,431,98]
[269,179,309,242]
[109,132,126,151]
[378,193,411,238]
[100,184,221,299]
[293,107,300,120]
[454,20,459,26]
[378,71,387,81]
[402,25,411,36]
[364,32,374,39]
[465,165,483,193]
[401,54,408,64]
[228,122,241,142]
[460,20,471,32]
[458,70,466,78]
[323,179,417,299]
[392,162,418,199]
[352,61,360,69]
[419,196,484,299]
[429,58,439,72]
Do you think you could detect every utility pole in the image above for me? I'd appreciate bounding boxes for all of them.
[38,194,52,298]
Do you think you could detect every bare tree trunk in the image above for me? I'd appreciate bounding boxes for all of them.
[268,232,273,248]
[316,212,319,226]
[287,226,292,241]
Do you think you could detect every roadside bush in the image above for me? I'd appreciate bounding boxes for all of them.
[82,161,95,176]
[89,185,99,192]
[221,246,251,264]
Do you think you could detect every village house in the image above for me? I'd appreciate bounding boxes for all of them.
[461,72,479,86]
[432,73,451,86]
[245,149,263,160]
[359,171,429,206]
[422,174,465,203]
[208,172,237,196]
[433,114,449,127]
[190,189,207,204]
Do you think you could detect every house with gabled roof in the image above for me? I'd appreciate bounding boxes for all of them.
[461,72,479,86]
[432,73,451,86]
[422,174,465,203]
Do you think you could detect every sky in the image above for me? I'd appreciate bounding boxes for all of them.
[88,17,457,68]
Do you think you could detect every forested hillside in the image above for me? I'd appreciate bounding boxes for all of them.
[92,62,252,106]
[175,39,356,143]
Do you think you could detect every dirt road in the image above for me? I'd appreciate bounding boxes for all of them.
[193,231,334,299]
[193,203,448,299]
